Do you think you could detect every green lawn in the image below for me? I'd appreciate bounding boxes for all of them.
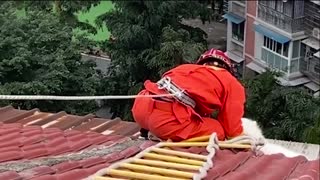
[75,1,114,41]
[15,1,114,42]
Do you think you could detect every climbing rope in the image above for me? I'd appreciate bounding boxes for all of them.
[89,133,261,180]
[0,93,178,101]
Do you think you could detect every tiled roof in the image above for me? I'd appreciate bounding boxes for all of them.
[0,106,140,137]
[0,106,144,179]
[92,147,319,180]
[205,149,319,180]
[0,106,319,180]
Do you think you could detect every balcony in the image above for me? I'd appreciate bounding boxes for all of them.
[261,48,288,72]
[258,4,304,33]
[230,1,245,17]
[300,56,320,84]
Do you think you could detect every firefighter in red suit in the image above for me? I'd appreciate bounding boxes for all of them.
[132,48,245,141]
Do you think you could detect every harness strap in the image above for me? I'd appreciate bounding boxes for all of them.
[156,77,196,108]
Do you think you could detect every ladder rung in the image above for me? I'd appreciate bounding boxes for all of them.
[152,147,207,160]
[218,143,252,149]
[183,135,211,142]
[161,142,208,147]
[161,142,252,149]
[94,176,127,180]
[104,169,189,180]
[143,153,205,166]
[120,163,194,178]
[132,159,201,171]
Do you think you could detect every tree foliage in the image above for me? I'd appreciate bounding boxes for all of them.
[303,113,320,144]
[98,1,213,119]
[0,2,102,115]
[243,70,320,144]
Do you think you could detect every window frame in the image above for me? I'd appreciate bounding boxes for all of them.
[263,36,289,58]
[231,22,245,42]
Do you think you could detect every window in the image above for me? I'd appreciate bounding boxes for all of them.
[292,40,300,58]
[263,36,289,57]
[276,1,284,13]
[261,36,290,72]
[293,0,304,18]
[268,1,276,9]
[276,42,282,54]
[263,0,284,12]
[261,48,288,72]
[283,0,294,17]
[300,43,306,57]
[283,42,289,57]
[232,22,244,42]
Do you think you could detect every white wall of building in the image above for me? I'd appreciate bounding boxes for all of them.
[254,31,264,63]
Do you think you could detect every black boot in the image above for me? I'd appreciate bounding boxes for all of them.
[140,128,149,140]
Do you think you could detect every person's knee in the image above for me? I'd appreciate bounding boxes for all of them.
[216,132,226,140]
[202,117,226,140]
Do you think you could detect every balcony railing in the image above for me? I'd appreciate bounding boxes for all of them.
[300,56,320,84]
[258,4,304,33]
[261,48,288,72]
[230,2,245,17]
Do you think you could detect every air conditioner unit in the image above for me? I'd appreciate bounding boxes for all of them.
[313,28,320,39]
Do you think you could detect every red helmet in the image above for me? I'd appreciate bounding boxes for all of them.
[196,48,231,66]
[196,48,237,77]
[196,48,236,75]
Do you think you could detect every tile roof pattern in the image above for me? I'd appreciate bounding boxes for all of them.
[0,106,140,137]
[0,106,319,180]
[0,122,132,163]
[0,137,152,180]
[204,150,319,180]
[94,147,319,180]
[0,106,144,179]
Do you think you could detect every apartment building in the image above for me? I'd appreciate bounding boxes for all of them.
[300,0,320,96]
[223,0,320,97]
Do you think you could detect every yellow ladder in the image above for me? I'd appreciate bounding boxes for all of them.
[90,133,253,180]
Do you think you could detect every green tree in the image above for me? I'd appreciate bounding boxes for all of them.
[0,2,102,115]
[243,70,320,143]
[303,113,320,144]
[97,1,213,120]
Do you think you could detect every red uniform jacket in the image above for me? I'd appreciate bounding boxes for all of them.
[133,64,245,139]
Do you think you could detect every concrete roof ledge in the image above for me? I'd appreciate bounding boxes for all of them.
[267,138,320,161]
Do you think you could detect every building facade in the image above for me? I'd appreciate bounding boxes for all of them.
[223,0,320,97]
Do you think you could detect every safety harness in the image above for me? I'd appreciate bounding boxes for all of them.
[157,76,196,109]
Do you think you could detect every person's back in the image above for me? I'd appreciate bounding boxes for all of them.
[162,64,244,117]
[132,49,245,141]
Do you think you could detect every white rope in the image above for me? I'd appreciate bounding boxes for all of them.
[0,93,178,101]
